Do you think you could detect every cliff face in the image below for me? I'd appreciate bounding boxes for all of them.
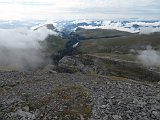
[58,54,160,82]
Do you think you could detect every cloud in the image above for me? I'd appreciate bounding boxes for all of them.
[137,46,160,67]
[0,0,159,20]
[0,27,56,70]
[0,0,53,5]
[140,27,160,34]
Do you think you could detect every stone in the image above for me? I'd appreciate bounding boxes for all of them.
[112,115,122,120]
[102,115,108,120]
[154,105,160,110]
[156,94,160,103]
[10,110,36,120]
[22,105,29,112]
[151,111,160,119]
[133,98,146,107]
[110,96,115,99]
[100,105,107,109]
[80,114,84,120]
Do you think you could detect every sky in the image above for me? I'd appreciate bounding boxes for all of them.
[0,0,159,20]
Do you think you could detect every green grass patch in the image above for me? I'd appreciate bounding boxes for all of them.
[40,35,67,55]
[53,86,92,119]
[24,85,93,120]
[75,28,134,40]
[77,32,160,54]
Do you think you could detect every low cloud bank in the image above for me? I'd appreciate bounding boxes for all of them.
[140,27,160,34]
[0,27,57,70]
[137,46,160,67]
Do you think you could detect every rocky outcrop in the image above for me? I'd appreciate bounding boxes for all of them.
[58,54,160,82]
[33,24,56,31]
[58,55,106,74]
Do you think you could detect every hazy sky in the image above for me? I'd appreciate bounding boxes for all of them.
[0,0,159,20]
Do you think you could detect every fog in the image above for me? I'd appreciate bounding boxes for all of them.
[140,27,160,34]
[137,46,160,67]
[0,27,57,70]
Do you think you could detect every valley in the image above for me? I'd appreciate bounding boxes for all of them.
[1,21,160,120]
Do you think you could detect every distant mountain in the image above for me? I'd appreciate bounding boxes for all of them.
[53,19,160,34]
[0,19,160,34]
[31,24,56,31]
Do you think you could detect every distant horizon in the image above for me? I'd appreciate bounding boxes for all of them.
[0,18,160,22]
[0,0,159,20]
[0,17,160,21]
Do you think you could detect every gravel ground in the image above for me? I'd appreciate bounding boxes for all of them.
[0,69,160,120]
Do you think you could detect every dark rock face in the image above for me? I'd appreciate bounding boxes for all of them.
[34,24,56,31]
[58,55,109,74]
[45,24,55,30]
[58,56,85,73]
[58,54,160,82]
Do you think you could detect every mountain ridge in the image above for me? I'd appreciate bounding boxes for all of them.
[1,19,160,34]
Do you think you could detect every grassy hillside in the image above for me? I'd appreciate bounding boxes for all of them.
[74,28,135,40]
[41,35,67,55]
[77,32,160,54]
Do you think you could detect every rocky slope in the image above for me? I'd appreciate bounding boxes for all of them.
[58,54,160,82]
[0,65,160,120]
